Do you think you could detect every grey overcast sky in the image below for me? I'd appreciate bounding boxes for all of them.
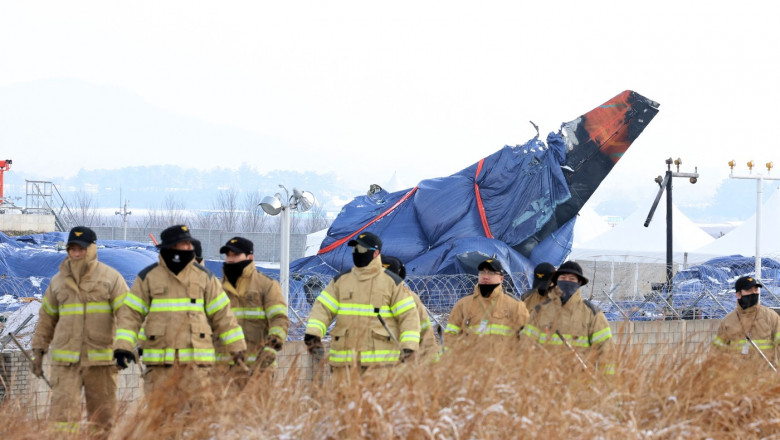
[1,1,778,209]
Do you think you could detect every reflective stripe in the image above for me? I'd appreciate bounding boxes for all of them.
[52,350,80,362]
[85,302,112,314]
[266,304,287,319]
[421,319,431,331]
[601,363,616,375]
[329,349,401,364]
[444,324,461,334]
[390,296,416,316]
[307,319,327,336]
[142,348,216,364]
[124,293,149,314]
[337,303,392,317]
[268,326,287,339]
[59,303,83,316]
[468,324,513,336]
[220,326,245,345]
[590,327,613,344]
[138,327,146,341]
[316,291,339,313]
[53,421,80,434]
[400,330,421,343]
[713,336,727,347]
[87,349,113,362]
[522,324,541,338]
[150,298,205,313]
[42,298,57,316]
[233,307,266,320]
[206,292,230,316]
[116,328,138,345]
[112,292,128,310]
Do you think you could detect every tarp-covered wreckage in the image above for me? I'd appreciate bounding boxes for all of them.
[291,90,661,291]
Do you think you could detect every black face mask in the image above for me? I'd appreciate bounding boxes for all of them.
[160,249,195,275]
[557,280,580,305]
[223,259,253,287]
[352,250,374,268]
[479,284,500,298]
[738,294,759,310]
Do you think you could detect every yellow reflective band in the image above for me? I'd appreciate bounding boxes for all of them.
[142,348,216,364]
[316,290,339,313]
[468,323,514,336]
[444,324,461,334]
[590,327,613,344]
[52,350,80,362]
[138,328,146,341]
[268,326,287,339]
[150,297,204,313]
[220,326,245,345]
[85,302,111,314]
[124,293,149,314]
[53,421,80,434]
[206,292,229,316]
[233,307,266,320]
[266,304,287,319]
[59,303,84,316]
[116,328,138,345]
[307,319,327,337]
[400,331,421,343]
[112,292,128,310]
[328,349,402,363]
[421,319,431,331]
[391,296,416,316]
[337,303,392,317]
[87,349,113,361]
[602,363,616,375]
[522,324,541,338]
[42,297,57,316]
[713,336,727,347]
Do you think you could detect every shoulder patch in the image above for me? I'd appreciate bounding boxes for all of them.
[193,262,215,279]
[583,299,600,315]
[383,270,403,285]
[137,263,159,281]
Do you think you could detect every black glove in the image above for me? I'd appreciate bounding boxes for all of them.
[304,334,324,357]
[113,349,136,370]
[31,349,45,378]
[265,335,284,351]
[400,348,414,363]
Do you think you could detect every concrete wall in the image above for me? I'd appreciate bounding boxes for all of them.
[91,227,308,262]
[0,213,55,233]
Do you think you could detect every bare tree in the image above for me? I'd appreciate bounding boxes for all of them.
[143,195,190,229]
[241,191,267,232]
[212,188,240,232]
[301,203,331,234]
[69,191,100,226]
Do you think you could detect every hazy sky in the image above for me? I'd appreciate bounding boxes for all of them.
[1,1,778,210]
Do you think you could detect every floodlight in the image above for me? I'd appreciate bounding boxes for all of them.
[260,195,282,216]
[293,188,315,212]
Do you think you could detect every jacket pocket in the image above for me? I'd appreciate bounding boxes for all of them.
[191,323,213,349]
[330,327,349,351]
[145,322,166,349]
[371,328,395,352]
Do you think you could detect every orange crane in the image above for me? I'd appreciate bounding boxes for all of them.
[0,159,12,205]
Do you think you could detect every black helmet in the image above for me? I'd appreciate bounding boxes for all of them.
[552,261,588,285]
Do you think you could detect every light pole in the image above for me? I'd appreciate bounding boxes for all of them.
[115,190,132,241]
[728,160,779,285]
[259,185,315,306]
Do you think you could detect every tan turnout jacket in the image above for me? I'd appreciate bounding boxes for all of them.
[32,245,129,366]
[444,285,529,346]
[408,286,441,362]
[305,255,421,367]
[216,263,289,364]
[713,303,780,367]
[521,288,616,375]
[113,256,246,365]
[521,287,547,312]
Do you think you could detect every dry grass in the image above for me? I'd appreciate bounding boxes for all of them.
[3,338,780,439]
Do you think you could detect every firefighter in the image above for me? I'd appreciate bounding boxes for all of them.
[381,255,442,362]
[444,258,529,346]
[112,225,246,398]
[520,262,555,311]
[713,276,780,369]
[192,238,204,264]
[30,226,130,434]
[303,232,420,380]
[216,236,289,370]
[520,261,616,375]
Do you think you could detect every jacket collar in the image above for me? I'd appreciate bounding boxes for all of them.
[351,254,383,281]
[472,284,505,300]
[59,244,98,283]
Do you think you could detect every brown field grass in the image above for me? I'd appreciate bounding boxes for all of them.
[3,337,780,439]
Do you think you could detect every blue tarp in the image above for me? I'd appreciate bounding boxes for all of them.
[290,132,575,289]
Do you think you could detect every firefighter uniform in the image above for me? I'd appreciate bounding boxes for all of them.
[216,262,289,367]
[444,284,529,345]
[305,255,421,370]
[409,287,441,362]
[521,262,556,312]
[521,288,547,312]
[31,231,129,434]
[113,255,246,396]
[521,288,616,375]
[713,304,780,366]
